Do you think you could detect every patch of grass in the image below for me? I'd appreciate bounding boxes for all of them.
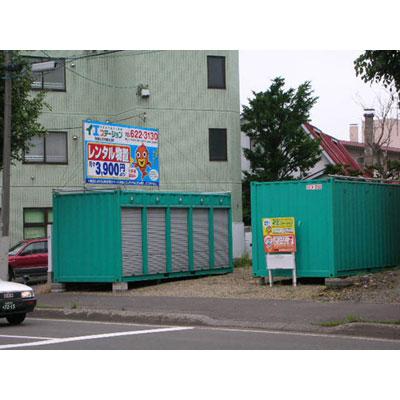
[35,304,63,310]
[319,314,400,327]
[70,302,79,310]
[234,254,252,269]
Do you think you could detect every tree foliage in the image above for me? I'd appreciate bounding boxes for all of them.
[0,51,48,168]
[354,51,400,98]
[241,77,322,224]
[324,164,361,177]
[242,77,321,181]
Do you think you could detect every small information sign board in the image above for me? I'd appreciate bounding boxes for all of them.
[262,217,297,287]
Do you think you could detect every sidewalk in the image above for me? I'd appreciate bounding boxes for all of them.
[34,292,400,340]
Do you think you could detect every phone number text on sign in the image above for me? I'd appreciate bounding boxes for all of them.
[125,129,159,143]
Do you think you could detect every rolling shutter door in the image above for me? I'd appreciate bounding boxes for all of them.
[147,208,167,275]
[193,208,209,270]
[121,208,143,276]
[214,209,230,268]
[171,208,189,272]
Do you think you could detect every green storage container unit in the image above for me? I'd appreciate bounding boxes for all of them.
[251,178,400,278]
[53,190,233,283]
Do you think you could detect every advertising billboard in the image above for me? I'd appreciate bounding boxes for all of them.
[83,120,160,186]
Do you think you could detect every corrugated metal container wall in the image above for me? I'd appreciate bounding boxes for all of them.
[53,190,233,283]
[251,179,334,278]
[251,179,400,278]
[332,181,400,274]
[53,191,122,282]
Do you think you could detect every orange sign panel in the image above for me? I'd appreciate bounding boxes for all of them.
[262,217,296,253]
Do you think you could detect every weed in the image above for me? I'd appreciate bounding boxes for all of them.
[234,254,252,269]
[319,314,400,327]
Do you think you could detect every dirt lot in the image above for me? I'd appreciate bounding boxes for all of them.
[36,265,400,304]
[121,265,400,303]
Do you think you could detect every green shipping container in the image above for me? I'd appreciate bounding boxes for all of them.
[53,190,233,283]
[251,178,400,278]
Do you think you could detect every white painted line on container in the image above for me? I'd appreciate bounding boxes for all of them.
[0,326,193,350]
[200,326,400,344]
[0,334,56,340]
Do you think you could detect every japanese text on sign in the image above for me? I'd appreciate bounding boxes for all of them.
[84,120,160,186]
[262,217,296,253]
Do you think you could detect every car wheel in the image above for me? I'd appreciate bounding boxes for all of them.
[6,313,26,325]
[8,268,15,282]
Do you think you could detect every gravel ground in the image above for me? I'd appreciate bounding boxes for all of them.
[35,265,400,304]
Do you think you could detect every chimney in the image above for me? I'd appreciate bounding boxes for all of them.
[349,124,359,142]
[363,109,375,167]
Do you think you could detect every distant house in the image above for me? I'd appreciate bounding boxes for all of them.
[241,122,363,180]
[344,115,400,169]
[302,123,363,179]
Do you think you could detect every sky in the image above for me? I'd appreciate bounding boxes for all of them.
[239,50,388,141]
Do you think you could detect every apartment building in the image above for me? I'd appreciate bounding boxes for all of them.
[3,50,244,257]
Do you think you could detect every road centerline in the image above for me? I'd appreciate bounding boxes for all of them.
[0,326,193,350]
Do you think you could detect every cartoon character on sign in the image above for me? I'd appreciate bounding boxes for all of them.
[133,144,152,178]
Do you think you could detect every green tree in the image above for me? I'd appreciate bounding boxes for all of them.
[0,51,48,168]
[241,77,321,225]
[242,77,321,181]
[354,51,400,97]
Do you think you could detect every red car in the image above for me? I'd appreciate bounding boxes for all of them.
[8,238,48,282]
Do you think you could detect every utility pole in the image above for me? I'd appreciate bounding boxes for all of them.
[0,50,12,280]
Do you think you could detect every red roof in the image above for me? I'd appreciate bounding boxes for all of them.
[304,122,362,172]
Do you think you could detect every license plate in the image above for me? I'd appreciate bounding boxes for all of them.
[1,302,16,311]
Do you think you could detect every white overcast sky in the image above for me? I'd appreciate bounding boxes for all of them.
[6,1,396,143]
[239,50,386,141]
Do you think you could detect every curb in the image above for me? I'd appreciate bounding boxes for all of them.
[31,308,400,341]
[32,307,315,333]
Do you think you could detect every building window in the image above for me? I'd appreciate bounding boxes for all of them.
[24,132,68,164]
[28,57,66,91]
[23,208,53,239]
[209,128,227,161]
[207,56,226,89]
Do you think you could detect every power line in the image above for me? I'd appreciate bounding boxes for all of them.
[66,67,139,89]
[1,50,165,81]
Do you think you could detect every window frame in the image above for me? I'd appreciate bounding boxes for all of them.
[207,55,226,89]
[25,56,66,92]
[209,128,228,162]
[24,131,68,165]
[23,208,53,240]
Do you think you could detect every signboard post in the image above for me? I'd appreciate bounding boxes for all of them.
[262,217,297,287]
[83,120,160,186]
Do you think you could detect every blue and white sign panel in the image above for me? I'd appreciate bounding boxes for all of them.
[83,120,160,186]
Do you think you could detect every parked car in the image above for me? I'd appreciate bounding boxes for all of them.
[8,238,48,283]
[0,279,36,325]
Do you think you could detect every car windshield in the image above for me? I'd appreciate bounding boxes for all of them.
[8,241,27,256]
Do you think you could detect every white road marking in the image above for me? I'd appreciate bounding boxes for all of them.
[28,317,167,328]
[0,334,55,340]
[201,326,400,344]
[0,326,193,350]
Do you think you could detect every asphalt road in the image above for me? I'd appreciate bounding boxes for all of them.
[0,317,399,350]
